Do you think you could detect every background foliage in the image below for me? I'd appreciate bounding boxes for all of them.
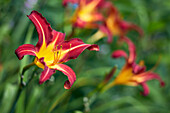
[0,0,170,113]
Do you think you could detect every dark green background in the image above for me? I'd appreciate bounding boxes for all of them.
[0,0,169,113]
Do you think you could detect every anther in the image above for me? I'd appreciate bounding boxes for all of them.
[60,45,63,49]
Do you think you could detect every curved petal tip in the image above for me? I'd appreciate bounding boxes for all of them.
[39,67,56,84]
[160,81,165,87]
[51,64,76,89]
[87,44,100,51]
[15,44,36,60]
[112,50,127,59]
[64,80,72,89]
[141,83,149,96]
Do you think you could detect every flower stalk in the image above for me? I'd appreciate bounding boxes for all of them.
[10,63,35,113]
[66,26,76,40]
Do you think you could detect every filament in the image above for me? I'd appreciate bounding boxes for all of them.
[58,44,72,64]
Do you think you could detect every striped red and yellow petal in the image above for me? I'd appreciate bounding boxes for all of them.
[39,65,56,84]
[27,10,53,50]
[49,64,76,89]
[15,44,36,60]
[132,72,165,87]
[113,64,134,85]
[55,38,99,63]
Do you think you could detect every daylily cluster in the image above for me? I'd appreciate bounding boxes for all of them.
[15,0,165,95]
[64,0,164,95]
[15,11,99,89]
[102,37,165,95]
[63,0,143,43]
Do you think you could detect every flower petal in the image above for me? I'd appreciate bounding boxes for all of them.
[120,21,143,37]
[87,44,99,51]
[103,66,117,84]
[73,18,87,28]
[15,44,36,60]
[133,72,165,87]
[48,30,65,47]
[112,50,128,59]
[99,25,113,43]
[83,0,102,12]
[27,11,53,50]
[79,0,86,7]
[50,64,76,89]
[58,38,99,63]
[97,0,112,8]
[130,23,144,37]
[141,82,149,96]
[122,37,136,64]
[132,63,146,74]
[39,65,56,84]
[92,13,103,22]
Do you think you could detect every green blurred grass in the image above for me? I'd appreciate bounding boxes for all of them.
[0,0,170,113]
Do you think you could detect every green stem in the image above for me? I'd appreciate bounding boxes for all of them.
[84,80,116,112]
[10,62,35,113]
[21,62,35,86]
[61,7,66,33]
[48,90,71,113]
[100,81,116,93]
[87,30,105,43]
[87,85,101,98]
[66,27,75,40]
[10,85,22,113]
[84,83,105,112]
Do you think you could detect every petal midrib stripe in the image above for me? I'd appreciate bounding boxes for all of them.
[32,15,46,46]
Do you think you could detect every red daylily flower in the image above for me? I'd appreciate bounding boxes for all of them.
[70,0,104,28]
[90,5,143,43]
[15,11,99,89]
[103,37,164,95]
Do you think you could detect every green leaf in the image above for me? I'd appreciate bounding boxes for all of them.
[0,83,18,113]
[91,96,149,113]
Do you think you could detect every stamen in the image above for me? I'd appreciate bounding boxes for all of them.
[52,45,57,62]
[51,44,73,65]
[51,45,59,65]
[53,45,63,64]
[58,44,72,64]
[56,45,62,61]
